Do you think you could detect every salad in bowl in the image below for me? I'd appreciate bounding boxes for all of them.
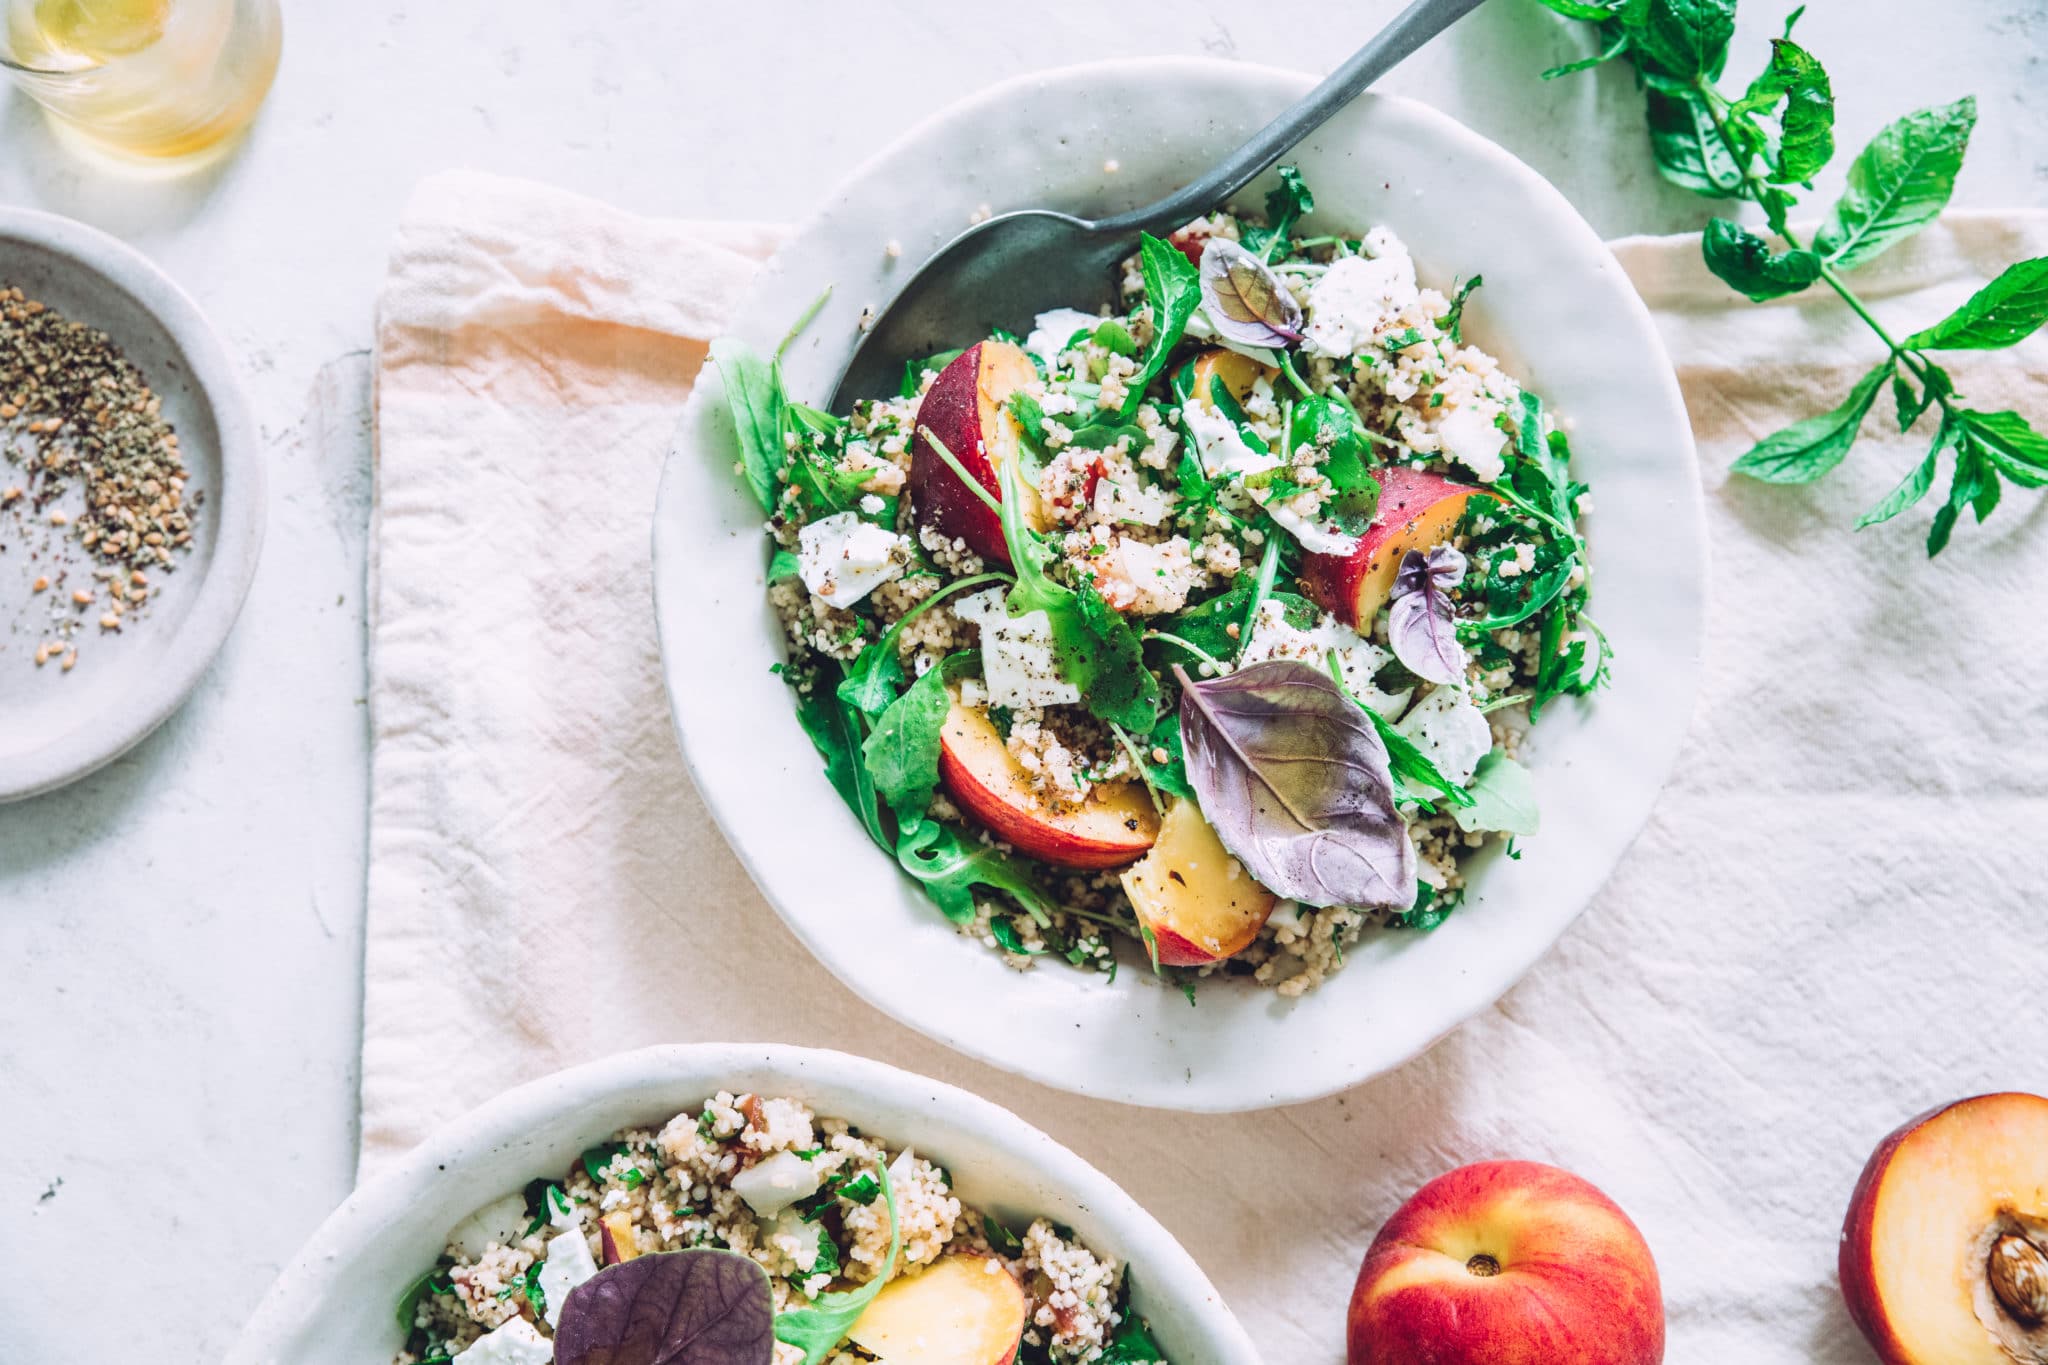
[708,167,1605,999]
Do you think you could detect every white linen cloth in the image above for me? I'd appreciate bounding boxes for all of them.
[364,169,2048,1364]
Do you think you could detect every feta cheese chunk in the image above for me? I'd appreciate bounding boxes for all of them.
[537,1226,601,1327]
[1302,241,1421,359]
[1264,496,1362,557]
[1240,599,1411,718]
[1395,686,1492,787]
[456,1319,554,1364]
[1023,307,1102,370]
[798,511,909,609]
[1437,403,1509,483]
[1181,400,1280,480]
[731,1149,825,1218]
[954,589,1081,709]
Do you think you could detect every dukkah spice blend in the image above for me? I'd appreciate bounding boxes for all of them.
[1,284,199,672]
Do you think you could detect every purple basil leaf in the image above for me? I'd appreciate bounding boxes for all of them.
[555,1249,775,1365]
[1198,238,1304,348]
[1174,660,1415,909]
[1387,546,1468,686]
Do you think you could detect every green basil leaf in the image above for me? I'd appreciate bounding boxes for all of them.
[1619,0,1735,81]
[1124,234,1201,420]
[1701,218,1823,301]
[1729,359,1890,483]
[1815,97,1976,270]
[1645,88,1745,196]
[1901,257,2048,351]
[710,339,785,515]
[1451,751,1540,835]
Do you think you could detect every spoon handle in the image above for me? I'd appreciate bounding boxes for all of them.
[1090,0,1494,238]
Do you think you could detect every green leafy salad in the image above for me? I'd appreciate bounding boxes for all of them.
[711,168,1608,999]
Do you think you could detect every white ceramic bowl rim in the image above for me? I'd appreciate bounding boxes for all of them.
[0,207,264,801]
[653,57,1706,1112]
[228,1043,1261,1365]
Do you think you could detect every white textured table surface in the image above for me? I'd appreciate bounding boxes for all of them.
[1,2,2043,1360]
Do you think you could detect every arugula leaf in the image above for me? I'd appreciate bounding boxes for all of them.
[1730,38,1834,183]
[1444,276,1483,344]
[839,572,1007,716]
[990,917,1044,956]
[1701,218,1822,301]
[1619,0,1735,82]
[1729,359,1890,483]
[1645,88,1745,194]
[1123,234,1202,420]
[900,348,966,399]
[982,1214,1025,1255]
[1098,1309,1168,1365]
[1325,651,1474,809]
[861,655,966,822]
[773,1160,901,1365]
[710,339,785,514]
[894,814,1055,927]
[1451,751,1540,835]
[1092,318,1139,357]
[1815,97,1976,270]
[1288,395,1382,531]
[1901,257,2048,350]
[396,1266,453,1331]
[1392,881,1460,931]
[1240,164,1316,260]
[793,678,890,851]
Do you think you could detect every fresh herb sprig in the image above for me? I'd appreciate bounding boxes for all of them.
[1536,0,2048,554]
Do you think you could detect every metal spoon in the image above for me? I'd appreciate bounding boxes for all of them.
[829,0,1492,410]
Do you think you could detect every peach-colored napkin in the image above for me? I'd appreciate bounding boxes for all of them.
[364,171,2048,1365]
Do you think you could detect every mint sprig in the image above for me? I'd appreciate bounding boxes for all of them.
[1535,0,2048,555]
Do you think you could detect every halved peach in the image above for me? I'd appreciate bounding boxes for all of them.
[1300,466,1491,628]
[849,1253,1028,1365]
[1120,798,1276,967]
[909,341,1046,567]
[1840,1092,2048,1364]
[937,696,1158,869]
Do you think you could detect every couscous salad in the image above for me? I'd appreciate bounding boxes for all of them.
[709,167,1606,998]
[397,1091,1166,1364]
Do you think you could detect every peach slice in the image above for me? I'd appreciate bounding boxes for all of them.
[909,341,1046,567]
[937,695,1158,869]
[1300,466,1491,629]
[1840,1092,2048,1364]
[1348,1161,1664,1365]
[849,1253,1028,1365]
[1119,798,1276,967]
[1188,347,1272,407]
[599,1211,641,1265]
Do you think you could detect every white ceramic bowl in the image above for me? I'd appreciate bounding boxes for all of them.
[227,1044,1258,1365]
[653,59,1705,1110]
[0,208,264,802]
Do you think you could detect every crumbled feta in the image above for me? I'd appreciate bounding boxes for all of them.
[955,589,1080,708]
[1091,474,1173,526]
[859,493,886,515]
[798,511,908,609]
[1437,403,1508,482]
[1264,496,1361,557]
[456,1319,554,1364]
[1302,244,1420,359]
[731,1149,824,1218]
[1095,535,1201,615]
[1181,400,1280,480]
[1023,308,1102,370]
[1240,600,1411,717]
[536,1228,600,1328]
[1395,686,1492,786]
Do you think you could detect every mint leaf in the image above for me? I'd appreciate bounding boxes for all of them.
[1815,97,1976,270]
[1619,0,1735,81]
[1730,359,1890,483]
[1927,433,1997,557]
[1960,409,2048,488]
[1730,38,1834,184]
[1891,364,1951,433]
[710,339,785,515]
[1534,0,1626,18]
[1645,88,1745,195]
[1901,257,2048,350]
[1855,431,1947,530]
[1701,219,1823,301]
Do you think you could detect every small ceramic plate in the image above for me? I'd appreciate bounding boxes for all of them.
[227,1044,1261,1365]
[653,59,1706,1110]
[0,208,262,802]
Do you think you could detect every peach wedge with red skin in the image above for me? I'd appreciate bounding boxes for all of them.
[1301,466,1492,629]
[849,1253,1028,1365]
[909,340,1046,567]
[1119,798,1276,967]
[1840,1092,2048,1365]
[937,694,1158,869]
[1348,1160,1664,1365]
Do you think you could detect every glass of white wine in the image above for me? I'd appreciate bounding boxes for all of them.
[1,0,281,164]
